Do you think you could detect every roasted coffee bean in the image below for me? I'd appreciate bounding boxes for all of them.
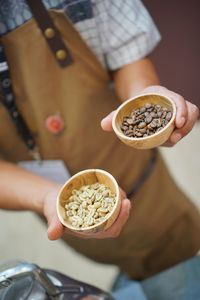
[139,128,147,134]
[145,103,151,109]
[121,125,128,131]
[122,120,128,126]
[140,107,146,113]
[156,127,163,132]
[133,119,141,125]
[126,118,134,125]
[145,116,152,124]
[150,112,157,118]
[155,105,162,111]
[135,131,143,137]
[120,103,173,138]
[130,113,136,120]
[138,121,146,129]
[147,107,154,112]
[154,118,162,127]
[138,114,144,120]
[135,110,142,116]
[166,111,172,121]
[124,129,134,136]
[149,120,157,128]
[162,111,167,118]
[162,107,168,112]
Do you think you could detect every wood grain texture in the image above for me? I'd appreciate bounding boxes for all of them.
[56,169,121,234]
[112,93,176,149]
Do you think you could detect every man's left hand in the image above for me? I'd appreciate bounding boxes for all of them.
[101,85,199,147]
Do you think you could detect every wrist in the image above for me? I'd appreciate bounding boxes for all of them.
[34,182,62,215]
[0,160,63,215]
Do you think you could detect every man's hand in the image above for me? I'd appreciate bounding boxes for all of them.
[101,85,199,147]
[43,185,65,240]
[44,186,131,240]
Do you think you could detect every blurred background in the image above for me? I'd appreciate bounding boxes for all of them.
[1,0,200,293]
[144,0,200,108]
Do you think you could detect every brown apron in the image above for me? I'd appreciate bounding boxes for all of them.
[1,9,200,280]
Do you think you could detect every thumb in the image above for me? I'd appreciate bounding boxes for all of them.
[47,215,64,240]
[101,111,115,132]
[119,198,131,227]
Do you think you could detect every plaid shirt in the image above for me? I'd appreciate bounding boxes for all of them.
[0,0,161,70]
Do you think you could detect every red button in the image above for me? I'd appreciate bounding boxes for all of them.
[45,114,65,134]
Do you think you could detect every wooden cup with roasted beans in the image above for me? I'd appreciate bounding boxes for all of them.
[112,93,176,149]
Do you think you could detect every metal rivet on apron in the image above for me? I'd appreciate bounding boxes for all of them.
[44,27,55,39]
[45,114,65,134]
[12,111,19,118]
[2,78,11,88]
[56,49,67,60]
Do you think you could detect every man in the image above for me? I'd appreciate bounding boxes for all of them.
[0,0,199,280]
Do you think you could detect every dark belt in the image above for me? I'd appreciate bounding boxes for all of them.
[127,148,158,198]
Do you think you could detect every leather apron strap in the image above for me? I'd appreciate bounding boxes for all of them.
[26,0,73,68]
[0,44,41,160]
[0,0,74,160]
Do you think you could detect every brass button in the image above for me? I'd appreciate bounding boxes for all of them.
[44,27,55,39]
[56,49,67,60]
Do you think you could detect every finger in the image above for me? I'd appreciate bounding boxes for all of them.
[48,215,65,240]
[162,131,182,147]
[119,187,127,199]
[168,93,187,128]
[162,102,199,147]
[100,198,131,238]
[101,111,115,132]
[116,198,131,228]
[172,102,199,137]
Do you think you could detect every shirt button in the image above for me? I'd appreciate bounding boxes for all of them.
[56,49,67,60]
[45,114,65,134]
[44,27,55,39]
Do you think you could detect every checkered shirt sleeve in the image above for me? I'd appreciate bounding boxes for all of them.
[91,0,161,70]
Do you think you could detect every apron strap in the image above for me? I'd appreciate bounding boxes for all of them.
[0,45,41,161]
[0,0,74,160]
[26,0,73,68]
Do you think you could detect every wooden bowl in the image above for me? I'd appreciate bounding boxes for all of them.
[56,169,121,234]
[112,93,176,149]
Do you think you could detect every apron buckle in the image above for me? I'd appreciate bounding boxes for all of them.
[29,146,42,163]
